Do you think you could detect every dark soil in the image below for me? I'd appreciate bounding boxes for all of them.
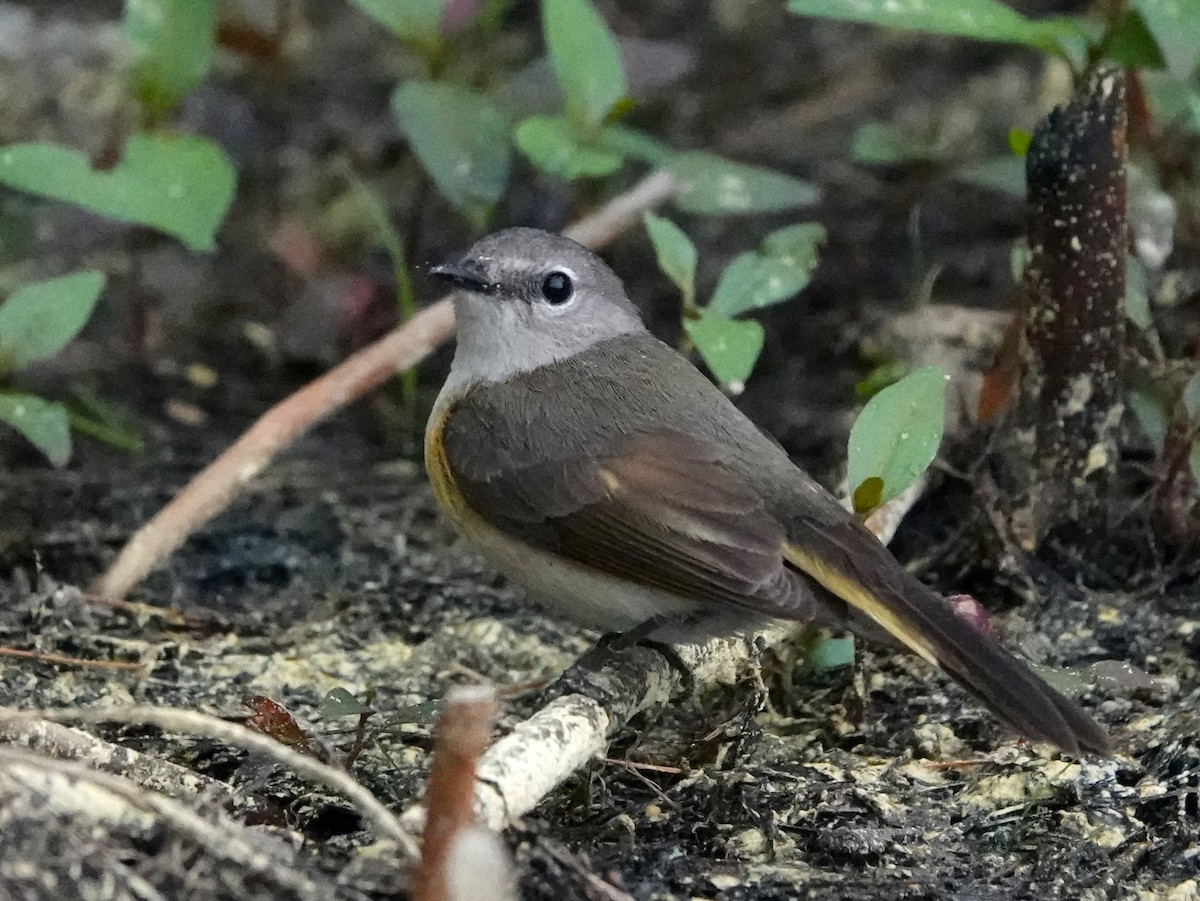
[1,2,1197,900]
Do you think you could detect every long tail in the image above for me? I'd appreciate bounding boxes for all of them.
[782,521,1110,755]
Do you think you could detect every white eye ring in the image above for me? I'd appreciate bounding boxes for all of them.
[540,268,577,307]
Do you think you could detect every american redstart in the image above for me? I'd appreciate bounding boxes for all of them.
[426,227,1109,756]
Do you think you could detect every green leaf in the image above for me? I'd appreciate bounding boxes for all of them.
[643,213,696,306]
[0,134,236,252]
[0,271,105,371]
[852,121,940,165]
[667,152,819,215]
[319,687,373,718]
[786,0,1083,50]
[392,81,511,229]
[0,392,71,466]
[1182,370,1200,420]
[1127,387,1169,453]
[514,114,624,179]
[596,125,672,165]
[348,0,444,52]
[684,313,764,392]
[846,365,947,514]
[1125,254,1152,330]
[125,0,217,115]
[1189,439,1200,488]
[1104,10,1167,69]
[1007,128,1032,156]
[952,155,1026,197]
[804,634,856,673]
[543,0,627,130]
[708,223,824,317]
[1134,0,1200,78]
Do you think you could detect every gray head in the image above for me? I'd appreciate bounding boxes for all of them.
[431,227,645,385]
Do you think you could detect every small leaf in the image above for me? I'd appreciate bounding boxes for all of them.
[1133,0,1200,79]
[0,392,71,466]
[708,223,824,317]
[1007,128,1032,156]
[1182,370,1200,421]
[852,477,884,514]
[846,365,947,514]
[514,114,623,179]
[786,0,1084,50]
[125,0,217,115]
[596,125,672,165]
[0,271,105,370]
[1104,9,1167,69]
[319,687,374,718]
[0,134,236,252]
[543,0,627,130]
[1128,387,1169,453]
[348,0,444,52]
[392,81,511,228]
[643,213,696,305]
[952,155,1026,197]
[852,121,940,165]
[804,634,856,673]
[684,313,764,392]
[668,152,819,215]
[1125,254,1152,330]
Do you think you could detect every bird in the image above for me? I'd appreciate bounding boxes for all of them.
[424,226,1110,756]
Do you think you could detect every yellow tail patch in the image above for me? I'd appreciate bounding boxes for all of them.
[782,542,940,667]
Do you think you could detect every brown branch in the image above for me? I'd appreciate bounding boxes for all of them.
[95,170,677,601]
[414,684,503,901]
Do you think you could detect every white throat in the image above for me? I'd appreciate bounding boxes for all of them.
[437,292,642,402]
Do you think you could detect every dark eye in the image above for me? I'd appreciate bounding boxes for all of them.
[541,270,574,305]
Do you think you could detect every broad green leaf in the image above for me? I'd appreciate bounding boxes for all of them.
[708,223,824,317]
[846,365,947,514]
[1125,255,1152,330]
[0,134,236,252]
[1182,370,1200,420]
[514,114,623,179]
[543,0,627,130]
[0,271,105,371]
[392,81,511,229]
[0,392,71,466]
[348,0,443,52]
[1128,387,1169,453]
[667,152,819,215]
[125,0,217,115]
[786,0,1083,50]
[1134,0,1200,78]
[952,155,1026,197]
[684,313,764,392]
[643,213,696,306]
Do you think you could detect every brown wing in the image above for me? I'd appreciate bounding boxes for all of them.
[447,427,817,618]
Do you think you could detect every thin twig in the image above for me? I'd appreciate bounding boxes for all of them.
[0,645,142,671]
[95,170,677,601]
[0,705,420,861]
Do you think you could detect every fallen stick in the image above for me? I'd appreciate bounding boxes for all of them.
[95,170,678,600]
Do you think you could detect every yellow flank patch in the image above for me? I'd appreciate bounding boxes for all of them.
[781,542,940,667]
[425,404,466,517]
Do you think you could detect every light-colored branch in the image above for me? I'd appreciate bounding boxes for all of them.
[94,170,678,600]
[0,705,420,862]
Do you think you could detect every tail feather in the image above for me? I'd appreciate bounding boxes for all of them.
[783,523,1110,756]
